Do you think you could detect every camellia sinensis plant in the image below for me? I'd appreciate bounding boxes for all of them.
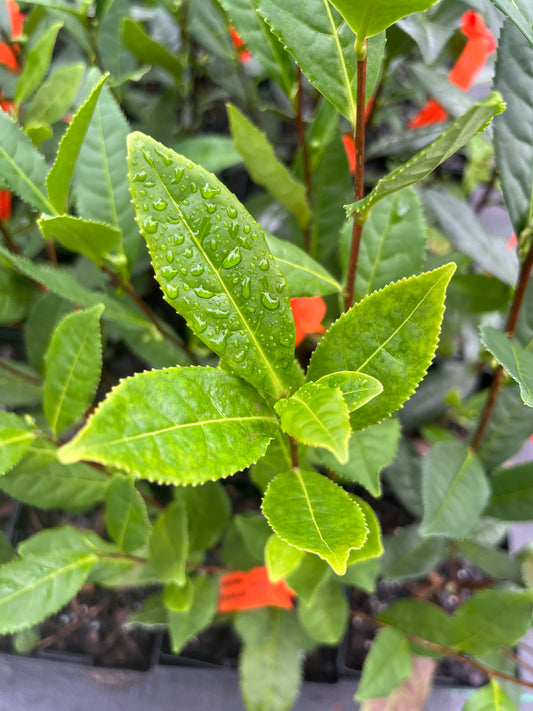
[1,0,533,709]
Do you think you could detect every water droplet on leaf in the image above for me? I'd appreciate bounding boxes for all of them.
[153,198,167,211]
[227,205,238,219]
[196,287,215,299]
[261,292,280,310]
[201,184,220,199]
[222,247,242,269]
[165,283,179,299]
[143,217,158,234]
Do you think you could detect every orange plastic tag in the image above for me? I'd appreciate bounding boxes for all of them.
[290,296,326,347]
[218,566,295,613]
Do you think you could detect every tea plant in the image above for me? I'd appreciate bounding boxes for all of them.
[1,0,533,709]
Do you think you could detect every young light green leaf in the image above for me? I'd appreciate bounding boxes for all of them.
[347,496,383,564]
[58,367,279,484]
[127,132,295,399]
[381,525,448,581]
[47,72,109,214]
[341,187,427,301]
[227,104,310,229]
[0,439,109,511]
[489,0,533,46]
[167,574,218,653]
[346,94,506,220]
[265,535,304,582]
[420,442,490,539]
[15,22,63,106]
[481,325,533,407]
[308,264,455,430]
[43,304,104,436]
[315,371,383,412]
[39,216,121,266]
[164,578,194,613]
[24,62,85,126]
[258,0,385,125]
[122,18,182,80]
[105,476,151,553]
[0,550,96,634]
[297,578,348,645]
[486,462,533,520]
[275,382,351,464]
[265,233,342,297]
[174,481,231,553]
[0,110,54,214]
[0,413,35,477]
[463,679,519,711]
[262,469,368,575]
[329,0,439,41]
[149,501,188,586]
[355,627,413,700]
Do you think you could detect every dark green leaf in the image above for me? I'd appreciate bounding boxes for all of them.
[105,476,151,553]
[25,62,84,126]
[381,525,447,581]
[167,574,218,652]
[481,325,533,407]
[489,0,533,46]
[39,216,121,266]
[329,0,439,40]
[355,627,413,700]
[122,18,182,80]
[25,292,72,374]
[174,481,231,552]
[149,501,188,586]
[297,578,348,645]
[378,599,452,650]
[486,462,533,520]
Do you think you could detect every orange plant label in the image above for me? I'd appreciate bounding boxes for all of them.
[218,566,295,613]
[290,296,326,347]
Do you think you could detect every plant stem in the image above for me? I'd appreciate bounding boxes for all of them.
[0,358,42,385]
[344,43,367,311]
[0,219,21,255]
[295,67,312,255]
[289,436,299,469]
[471,237,533,451]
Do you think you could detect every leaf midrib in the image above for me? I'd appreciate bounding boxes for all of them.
[294,470,336,559]
[0,147,55,215]
[274,255,341,291]
[424,451,473,533]
[322,0,357,125]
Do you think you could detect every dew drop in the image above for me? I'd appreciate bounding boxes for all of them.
[171,168,184,185]
[180,267,188,275]
[165,283,179,299]
[196,286,215,299]
[261,292,280,310]
[160,265,177,280]
[183,247,193,259]
[201,184,221,199]
[133,171,147,182]
[153,198,167,211]
[191,263,204,276]
[143,205,149,212]
[143,216,158,234]
[145,180,156,188]
[190,183,198,193]
[155,148,173,166]
[251,232,259,241]
[222,247,242,269]
[258,258,269,272]
[139,190,146,196]
[165,251,174,264]
[243,224,251,234]
[206,203,216,214]
[192,315,207,333]
[233,348,247,363]
[227,205,238,219]
[173,233,184,245]
[242,277,251,299]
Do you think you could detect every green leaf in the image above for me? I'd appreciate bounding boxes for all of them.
[0,413,35,477]
[0,266,36,324]
[316,371,384,412]
[0,550,96,634]
[0,110,54,214]
[126,592,167,630]
[15,22,63,107]
[105,476,151,553]
[308,264,455,429]
[251,430,292,492]
[17,524,116,558]
[174,481,231,552]
[58,367,278,484]
[450,590,533,656]
[25,292,72,374]
[355,627,413,700]
[127,132,294,399]
[164,578,194,612]
[285,553,331,603]
[486,462,533,520]
[463,679,518,711]
[347,496,383,564]
[265,233,342,297]
[122,18,182,81]
[43,304,104,436]
[489,0,533,46]
[297,578,348,645]
[24,62,85,126]
[47,72,109,215]
[458,540,522,584]
[275,382,351,464]
[173,135,241,174]
[74,71,140,267]
[265,535,304,582]
[381,524,447,581]
[227,104,310,229]
[346,94,506,220]
[221,512,272,570]
[341,187,427,301]
[338,557,380,592]
[258,0,385,125]
[481,326,533,407]
[39,215,121,266]
[0,357,42,407]
[0,532,14,564]
[167,574,218,653]
[447,275,510,314]
[420,442,490,539]
[313,418,400,497]
[329,0,439,40]
[236,608,307,711]
[378,599,452,650]
[0,439,109,511]
[262,469,368,574]
[149,501,188,586]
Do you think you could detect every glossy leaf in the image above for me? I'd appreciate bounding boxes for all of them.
[0,439,109,511]
[381,525,447,581]
[59,367,278,484]
[486,462,533,520]
[482,325,533,407]
[275,382,351,463]
[149,501,188,586]
[346,94,506,220]
[167,574,218,653]
[347,496,383,564]
[15,22,63,106]
[39,215,121,266]
[0,550,96,634]
[174,481,231,552]
[489,0,533,46]
[329,0,439,40]
[25,293,71,375]
[127,132,294,398]
[43,304,104,436]
[297,578,348,645]
[122,18,182,80]
[265,535,304,582]
[251,430,292,492]
[317,372,383,412]
[0,413,35,477]
[262,469,368,574]
[463,679,518,711]
[227,104,310,229]
[308,264,455,429]
[47,73,109,215]
[355,627,413,700]
[105,476,151,553]
[0,110,54,214]
[420,442,490,538]
[265,233,342,297]
[24,62,84,126]
[258,0,385,125]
